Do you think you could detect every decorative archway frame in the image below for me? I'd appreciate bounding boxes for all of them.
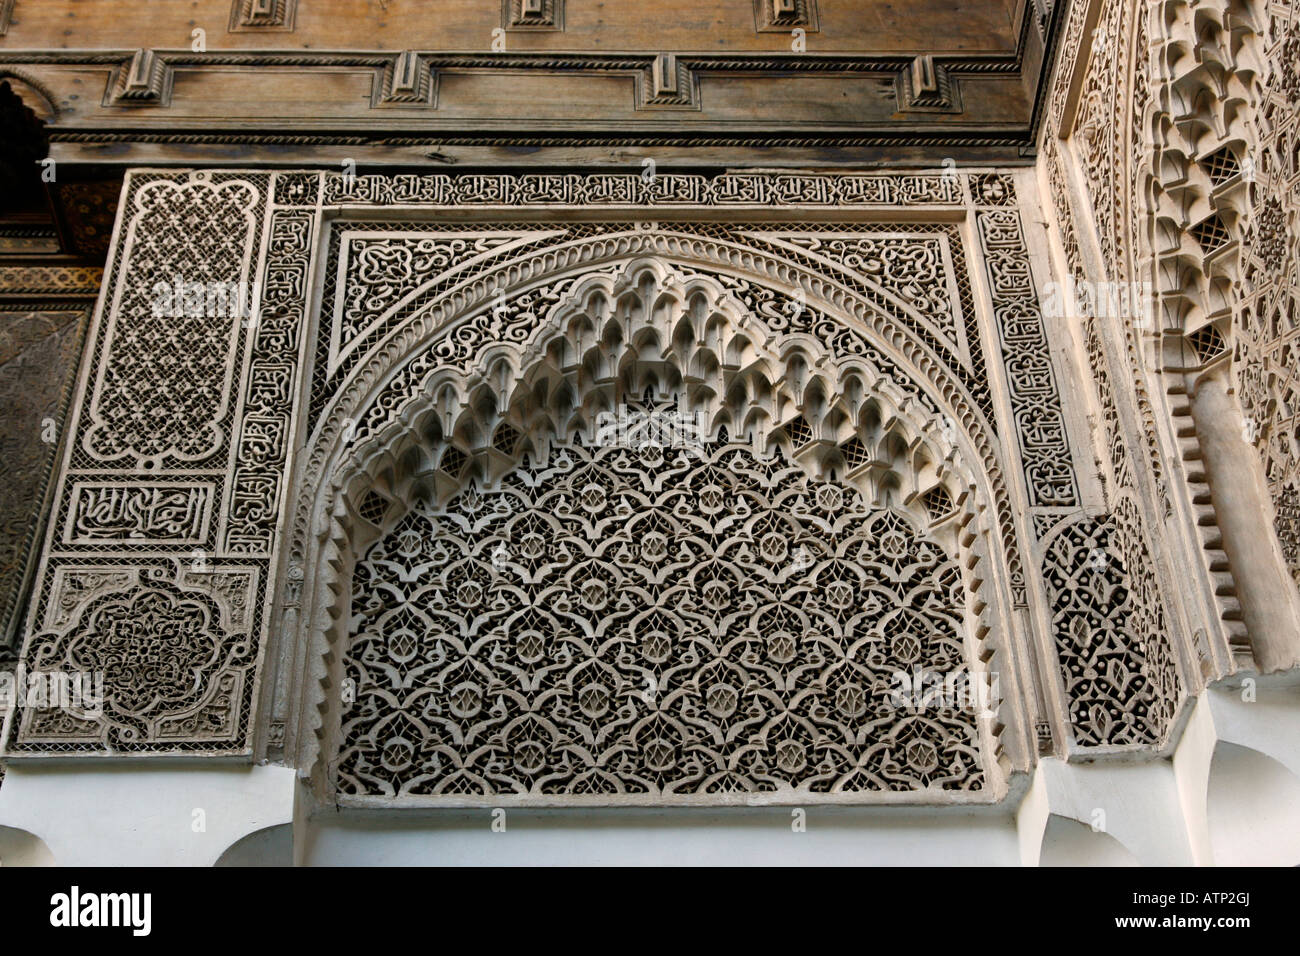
[3,167,1169,808]
[320,254,997,806]
[257,167,1108,808]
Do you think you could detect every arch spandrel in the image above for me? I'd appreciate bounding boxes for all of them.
[303,218,999,446]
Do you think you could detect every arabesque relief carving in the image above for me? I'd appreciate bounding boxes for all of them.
[0,169,1193,793]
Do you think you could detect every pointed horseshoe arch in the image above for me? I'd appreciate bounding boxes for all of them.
[274,224,1032,805]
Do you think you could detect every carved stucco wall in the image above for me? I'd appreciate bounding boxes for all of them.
[1037,0,1207,731]
[1237,1,1300,588]
[0,168,1194,809]
[277,173,1046,801]
[5,173,284,753]
[1039,0,1300,682]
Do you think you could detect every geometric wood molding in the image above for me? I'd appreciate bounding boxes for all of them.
[0,0,1078,160]
[229,0,298,32]
[103,50,172,108]
[0,0,13,37]
[896,55,962,114]
[372,51,438,109]
[502,0,564,31]
[754,0,819,32]
[637,53,700,109]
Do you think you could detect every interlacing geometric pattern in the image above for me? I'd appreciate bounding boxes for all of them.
[338,405,983,798]
[83,177,258,467]
[1238,0,1300,588]
[23,568,252,743]
[1041,508,1180,746]
[264,170,1192,781]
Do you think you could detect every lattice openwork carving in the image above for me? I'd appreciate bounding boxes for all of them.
[338,401,983,798]
[1060,0,1300,671]
[1040,504,1180,747]
[250,169,1192,782]
[85,177,259,468]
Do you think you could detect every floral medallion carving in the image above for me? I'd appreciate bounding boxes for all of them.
[17,565,257,748]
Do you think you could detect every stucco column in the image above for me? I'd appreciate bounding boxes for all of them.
[1188,371,1300,672]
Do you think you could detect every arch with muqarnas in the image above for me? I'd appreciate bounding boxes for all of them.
[274,223,1032,807]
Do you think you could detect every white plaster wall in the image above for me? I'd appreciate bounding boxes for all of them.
[1022,757,1196,865]
[0,824,56,866]
[0,685,1297,865]
[1172,681,1300,866]
[1206,742,1300,866]
[0,763,295,866]
[301,808,1023,866]
[1038,816,1140,866]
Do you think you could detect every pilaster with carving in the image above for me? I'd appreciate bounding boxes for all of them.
[2,171,319,755]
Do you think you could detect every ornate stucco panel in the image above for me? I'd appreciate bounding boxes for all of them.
[3,171,319,755]
[1038,0,1300,684]
[1,168,1191,795]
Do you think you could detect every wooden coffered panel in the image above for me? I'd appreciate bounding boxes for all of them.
[0,0,1067,167]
